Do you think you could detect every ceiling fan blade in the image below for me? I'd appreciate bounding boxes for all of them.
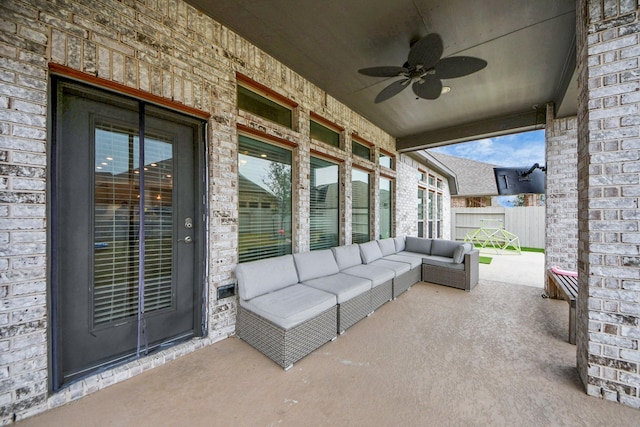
[407,33,443,70]
[435,56,488,79]
[375,79,410,103]
[358,66,408,77]
[412,75,442,100]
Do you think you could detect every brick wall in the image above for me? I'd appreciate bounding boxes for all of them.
[0,0,443,422]
[545,103,579,287]
[577,0,640,409]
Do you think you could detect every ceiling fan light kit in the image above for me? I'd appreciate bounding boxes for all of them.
[358,33,487,103]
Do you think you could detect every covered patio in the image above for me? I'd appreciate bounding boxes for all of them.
[2,0,639,422]
[18,278,639,426]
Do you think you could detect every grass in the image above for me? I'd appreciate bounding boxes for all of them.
[472,243,544,254]
[478,256,493,264]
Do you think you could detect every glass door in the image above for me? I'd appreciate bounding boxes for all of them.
[52,80,204,388]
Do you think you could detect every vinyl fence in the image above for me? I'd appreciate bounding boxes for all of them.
[451,206,545,249]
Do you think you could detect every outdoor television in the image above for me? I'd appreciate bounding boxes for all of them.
[493,165,545,195]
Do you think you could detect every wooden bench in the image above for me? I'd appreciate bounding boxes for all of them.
[546,269,578,344]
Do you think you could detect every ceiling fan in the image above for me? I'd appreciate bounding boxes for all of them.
[358,33,487,103]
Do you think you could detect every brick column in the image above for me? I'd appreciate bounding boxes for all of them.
[577,0,640,408]
[544,102,578,300]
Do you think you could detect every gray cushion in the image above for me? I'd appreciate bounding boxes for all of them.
[422,255,465,271]
[240,284,337,330]
[394,236,406,252]
[294,250,340,282]
[405,236,432,254]
[236,255,299,301]
[332,244,362,270]
[359,241,383,264]
[370,259,411,276]
[430,239,461,258]
[384,254,422,269]
[342,264,395,287]
[377,238,397,256]
[302,273,371,303]
[453,243,474,263]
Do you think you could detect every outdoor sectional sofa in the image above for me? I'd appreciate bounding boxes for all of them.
[235,236,479,369]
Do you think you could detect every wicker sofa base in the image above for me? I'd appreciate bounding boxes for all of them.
[236,305,338,369]
[393,266,421,298]
[371,280,393,311]
[338,290,372,333]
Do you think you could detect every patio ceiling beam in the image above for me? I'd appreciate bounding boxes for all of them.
[396,108,547,152]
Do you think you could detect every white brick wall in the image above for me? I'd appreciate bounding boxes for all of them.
[577,0,640,409]
[0,0,443,423]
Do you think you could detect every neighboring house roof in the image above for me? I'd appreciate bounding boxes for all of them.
[427,151,499,197]
[410,151,459,195]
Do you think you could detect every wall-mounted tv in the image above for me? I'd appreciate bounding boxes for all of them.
[493,164,545,195]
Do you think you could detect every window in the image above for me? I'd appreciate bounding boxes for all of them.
[428,190,435,238]
[237,85,293,129]
[379,152,394,169]
[418,188,425,237]
[418,170,426,182]
[352,169,370,243]
[238,135,292,262]
[310,157,340,250]
[437,192,443,238]
[310,119,340,148]
[379,177,393,239]
[352,140,371,160]
[428,175,435,187]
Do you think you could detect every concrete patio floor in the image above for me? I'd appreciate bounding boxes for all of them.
[19,277,639,426]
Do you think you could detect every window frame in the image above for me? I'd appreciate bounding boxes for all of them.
[236,73,297,130]
[237,131,296,263]
[310,155,341,250]
[351,167,371,244]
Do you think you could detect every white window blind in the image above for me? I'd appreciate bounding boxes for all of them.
[310,157,339,250]
[238,135,292,262]
[352,168,370,244]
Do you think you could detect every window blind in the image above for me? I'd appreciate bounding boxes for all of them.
[238,135,292,262]
[310,157,339,250]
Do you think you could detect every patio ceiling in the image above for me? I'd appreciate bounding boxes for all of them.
[185,0,577,151]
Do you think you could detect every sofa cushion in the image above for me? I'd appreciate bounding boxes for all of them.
[359,241,383,264]
[405,236,432,254]
[453,243,474,263]
[236,254,299,301]
[377,238,397,256]
[384,254,422,269]
[343,264,395,287]
[294,250,340,282]
[370,259,411,276]
[430,239,461,258]
[240,284,337,330]
[422,255,465,271]
[394,236,406,252]
[302,273,371,304]
[332,244,362,270]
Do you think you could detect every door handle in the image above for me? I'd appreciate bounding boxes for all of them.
[179,236,193,243]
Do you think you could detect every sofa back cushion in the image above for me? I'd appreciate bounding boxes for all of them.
[405,236,432,254]
[431,239,462,258]
[236,254,299,301]
[332,244,362,270]
[377,238,397,256]
[394,236,406,252]
[293,250,340,282]
[453,242,474,263]
[359,241,383,264]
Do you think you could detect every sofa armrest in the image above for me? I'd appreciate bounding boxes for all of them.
[464,250,480,290]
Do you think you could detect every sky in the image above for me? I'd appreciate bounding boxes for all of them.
[429,129,546,207]
[429,129,545,168]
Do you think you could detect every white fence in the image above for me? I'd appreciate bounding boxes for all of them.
[451,206,545,249]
